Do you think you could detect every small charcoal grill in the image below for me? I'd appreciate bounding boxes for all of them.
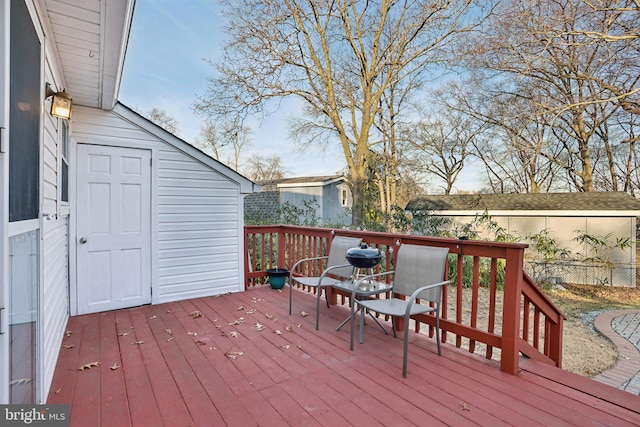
[345,244,383,269]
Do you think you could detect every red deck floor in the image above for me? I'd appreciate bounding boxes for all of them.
[48,286,640,426]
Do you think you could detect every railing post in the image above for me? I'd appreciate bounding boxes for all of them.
[501,247,524,374]
[548,316,564,368]
[244,228,250,290]
[278,227,286,269]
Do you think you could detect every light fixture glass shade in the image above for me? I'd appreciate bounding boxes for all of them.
[50,91,72,119]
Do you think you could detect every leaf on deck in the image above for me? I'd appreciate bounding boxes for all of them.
[224,350,244,360]
[62,344,74,349]
[78,361,100,371]
[110,363,121,370]
[228,317,245,325]
[190,310,204,318]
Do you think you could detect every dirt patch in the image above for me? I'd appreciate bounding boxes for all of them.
[547,284,640,376]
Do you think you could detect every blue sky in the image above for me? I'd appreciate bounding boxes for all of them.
[118,0,345,178]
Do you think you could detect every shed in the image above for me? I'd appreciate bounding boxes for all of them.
[0,0,255,404]
[406,192,640,286]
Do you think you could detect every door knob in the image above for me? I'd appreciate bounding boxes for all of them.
[79,237,87,244]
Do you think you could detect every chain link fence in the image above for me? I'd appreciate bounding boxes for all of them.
[526,260,638,287]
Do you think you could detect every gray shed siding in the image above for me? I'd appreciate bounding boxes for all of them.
[447,213,637,286]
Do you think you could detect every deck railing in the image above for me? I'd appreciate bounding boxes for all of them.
[244,225,565,374]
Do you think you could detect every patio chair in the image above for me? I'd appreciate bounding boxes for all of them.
[351,244,450,377]
[289,235,362,330]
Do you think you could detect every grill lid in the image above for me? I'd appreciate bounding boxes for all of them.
[345,244,383,268]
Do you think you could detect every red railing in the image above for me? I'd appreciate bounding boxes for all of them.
[244,225,565,374]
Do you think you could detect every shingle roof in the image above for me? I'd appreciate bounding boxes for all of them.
[256,175,342,186]
[405,192,640,212]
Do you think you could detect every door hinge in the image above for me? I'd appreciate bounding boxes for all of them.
[0,127,6,153]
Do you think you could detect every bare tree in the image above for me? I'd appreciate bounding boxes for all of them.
[195,120,253,171]
[147,107,178,134]
[407,106,481,194]
[195,121,222,159]
[244,154,287,182]
[465,0,638,192]
[194,0,486,226]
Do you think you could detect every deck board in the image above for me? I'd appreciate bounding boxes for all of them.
[48,286,640,426]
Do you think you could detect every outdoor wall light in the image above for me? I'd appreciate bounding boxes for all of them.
[46,83,72,119]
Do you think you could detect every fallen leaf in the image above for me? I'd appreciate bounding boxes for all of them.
[229,331,239,338]
[274,330,283,335]
[55,389,61,394]
[195,339,207,346]
[300,311,309,317]
[237,305,246,311]
[255,323,265,331]
[187,332,198,336]
[149,315,157,320]
[65,331,72,337]
[461,402,471,411]
[118,332,130,337]
[110,363,120,370]
[132,341,144,345]
[190,310,204,318]
[228,317,245,326]
[166,337,174,342]
[224,350,244,360]
[78,361,100,371]
[62,344,74,349]
[166,309,175,313]
[284,325,292,332]
[165,329,173,334]
[265,313,277,321]
[245,308,256,315]
[280,344,291,350]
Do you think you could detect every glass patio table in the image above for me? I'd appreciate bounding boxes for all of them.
[332,274,393,334]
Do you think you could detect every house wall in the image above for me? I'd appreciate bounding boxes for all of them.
[322,182,351,225]
[280,186,324,220]
[445,213,637,286]
[71,107,245,305]
[38,22,70,404]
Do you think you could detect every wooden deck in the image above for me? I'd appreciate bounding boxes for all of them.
[48,286,640,426]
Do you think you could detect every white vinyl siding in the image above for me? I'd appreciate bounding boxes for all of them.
[39,62,70,402]
[41,217,69,398]
[157,149,241,301]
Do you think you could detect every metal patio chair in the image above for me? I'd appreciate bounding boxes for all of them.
[289,235,362,330]
[351,244,450,377]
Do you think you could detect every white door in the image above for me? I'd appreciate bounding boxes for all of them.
[76,144,151,314]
